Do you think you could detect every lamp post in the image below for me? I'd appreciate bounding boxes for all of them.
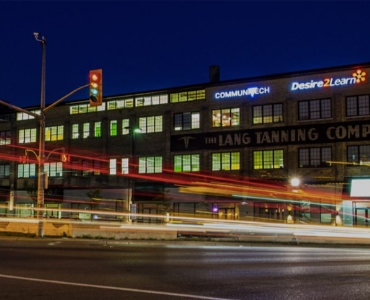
[126,126,142,222]
[0,34,90,237]
[34,32,46,237]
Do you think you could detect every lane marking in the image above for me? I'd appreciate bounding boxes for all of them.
[0,273,234,300]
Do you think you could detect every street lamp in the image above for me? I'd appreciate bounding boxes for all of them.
[34,32,46,237]
[0,34,91,237]
[128,126,142,222]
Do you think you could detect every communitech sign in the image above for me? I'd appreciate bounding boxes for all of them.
[214,86,270,100]
[291,69,366,91]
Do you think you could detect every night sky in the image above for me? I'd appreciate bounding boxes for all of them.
[1,1,369,109]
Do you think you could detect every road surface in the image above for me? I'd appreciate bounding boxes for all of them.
[0,238,369,299]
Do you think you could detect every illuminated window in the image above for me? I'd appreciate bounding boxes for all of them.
[0,165,9,178]
[71,124,79,139]
[299,147,331,168]
[174,112,200,131]
[346,95,370,117]
[109,159,117,175]
[0,131,11,145]
[45,162,63,177]
[138,116,162,133]
[107,98,134,110]
[16,110,41,121]
[94,122,101,138]
[298,98,331,120]
[138,156,162,173]
[212,152,240,171]
[170,90,205,103]
[347,145,370,166]
[174,154,200,172]
[110,120,118,136]
[253,150,284,169]
[17,163,36,178]
[122,119,129,135]
[212,108,239,127]
[253,104,283,124]
[135,94,168,107]
[45,125,64,141]
[69,103,106,114]
[83,123,90,139]
[18,128,37,144]
[121,158,129,174]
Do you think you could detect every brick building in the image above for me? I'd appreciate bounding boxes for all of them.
[0,63,369,226]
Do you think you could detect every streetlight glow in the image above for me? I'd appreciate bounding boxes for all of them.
[290,177,301,187]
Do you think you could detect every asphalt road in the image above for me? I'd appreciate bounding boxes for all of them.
[0,238,369,300]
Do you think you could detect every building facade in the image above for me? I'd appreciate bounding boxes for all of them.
[0,63,369,226]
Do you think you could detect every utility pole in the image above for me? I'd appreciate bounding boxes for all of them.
[0,33,90,237]
[34,32,46,237]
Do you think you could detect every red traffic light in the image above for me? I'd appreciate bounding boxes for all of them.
[89,69,102,106]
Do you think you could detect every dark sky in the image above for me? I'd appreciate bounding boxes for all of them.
[0,1,369,108]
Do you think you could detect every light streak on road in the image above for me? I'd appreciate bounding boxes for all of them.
[0,206,368,243]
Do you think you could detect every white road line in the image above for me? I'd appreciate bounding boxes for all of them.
[0,273,235,300]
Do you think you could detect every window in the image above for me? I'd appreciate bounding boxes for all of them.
[16,110,41,121]
[174,112,200,131]
[83,123,90,139]
[212,108,240,127]
[253,104,283,124]
[18,128,37,143]
[93,161,101,175]
[138,156,162,173]
[82,161,92,176]
[174,154,200,172]
[71,161,80,176]
[298,98,331,120]
[139,116,163,133]
[299,147,331,168]
[69,103,106,114]
[18,163,36,178]
[170,90,205,103]
[107,98,134,110]
[212,152,240,171]
[347,145,370,166]
[135,94,168,107]
[110,120,118,136]
[122,119,129,135]
[109,159,117,175]
[0,131,11,145]
[45,126,64,141]
[94,122,101,138]
[71,124,79,139]
[45,162,63,177]
[346,95,370,117]
[253,150,284,169]
[122,158,129,174]
[0,165,9,178]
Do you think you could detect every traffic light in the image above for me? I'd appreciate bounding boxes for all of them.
[60,154,69,162]
[89,69,102,106]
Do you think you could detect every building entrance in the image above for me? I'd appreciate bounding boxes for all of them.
[354,208,369,226]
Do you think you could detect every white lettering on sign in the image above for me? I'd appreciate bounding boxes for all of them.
[214,86,270,99]
[291,69,366,91]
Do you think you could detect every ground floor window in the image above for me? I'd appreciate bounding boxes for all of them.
[253,149,284,169]
[212,152,240,171]
[17,163,36,178]
[174,154,200,172]
[299,147,331,168]
[347,144,370,166]
[139,156,162,173]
